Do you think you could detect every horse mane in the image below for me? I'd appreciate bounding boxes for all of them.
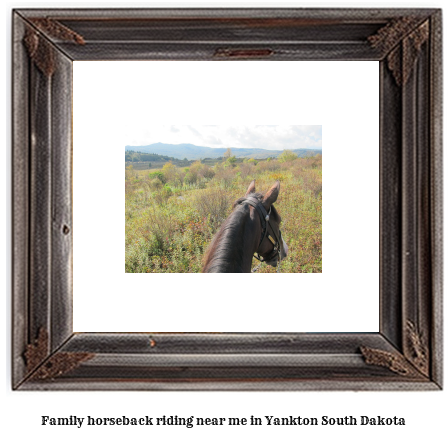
[202,193,264,273]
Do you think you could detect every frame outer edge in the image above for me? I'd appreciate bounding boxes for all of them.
[12,7,442,391]
[12,12,30,388]
[429,10,443,388]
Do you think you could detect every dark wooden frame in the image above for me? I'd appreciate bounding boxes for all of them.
[12,8,442,390]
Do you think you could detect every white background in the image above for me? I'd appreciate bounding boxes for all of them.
[3,1,446,438]
[73,60,379,333]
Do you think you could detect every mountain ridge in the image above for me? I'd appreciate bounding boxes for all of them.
[125,143,322,160]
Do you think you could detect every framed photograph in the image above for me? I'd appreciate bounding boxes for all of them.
[12,8,442,390]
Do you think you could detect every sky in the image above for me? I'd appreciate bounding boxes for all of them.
[126,125,322,151]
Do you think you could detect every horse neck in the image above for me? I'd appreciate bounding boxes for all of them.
[202,205,260,273]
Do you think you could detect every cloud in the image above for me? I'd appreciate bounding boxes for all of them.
[127,125,322,150]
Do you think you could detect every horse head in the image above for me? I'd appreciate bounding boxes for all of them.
[202,180,288,273]
[244,180,288,268]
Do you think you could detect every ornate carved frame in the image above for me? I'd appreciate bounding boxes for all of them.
[12,8,443,390]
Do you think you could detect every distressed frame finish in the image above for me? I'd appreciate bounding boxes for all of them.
[12,8,442,390]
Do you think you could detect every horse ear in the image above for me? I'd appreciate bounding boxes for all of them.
[245,180,256,197]
[262,180,280,209]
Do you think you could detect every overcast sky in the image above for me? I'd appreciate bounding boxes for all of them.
[126,125,322,151]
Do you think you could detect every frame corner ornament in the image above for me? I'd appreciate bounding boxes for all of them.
[24,327,49,374]
[24,328,94,381]
[359,345,425,380]
[368,17,429,86]
[29,351,95,381]
[23,17,85,77]
[405,320,429,377]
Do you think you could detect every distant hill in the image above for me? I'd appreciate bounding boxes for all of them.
[125,143,321,160]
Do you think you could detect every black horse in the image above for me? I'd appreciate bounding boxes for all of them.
[202,180,288,273]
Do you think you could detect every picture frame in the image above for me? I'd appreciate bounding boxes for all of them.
[12,8,442,390]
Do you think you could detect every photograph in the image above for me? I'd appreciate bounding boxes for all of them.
[124,126,322,273]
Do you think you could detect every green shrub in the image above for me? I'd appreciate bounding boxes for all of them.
[193,187,232,232]
[148,170,166,184]
[278,150,298,163]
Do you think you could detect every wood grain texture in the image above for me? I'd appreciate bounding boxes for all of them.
[50,50,73,350]
[379,60,402,350]
[12,7,443,391]
[29,58,52,345]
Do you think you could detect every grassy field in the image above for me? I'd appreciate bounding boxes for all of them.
[125,154,322,273]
